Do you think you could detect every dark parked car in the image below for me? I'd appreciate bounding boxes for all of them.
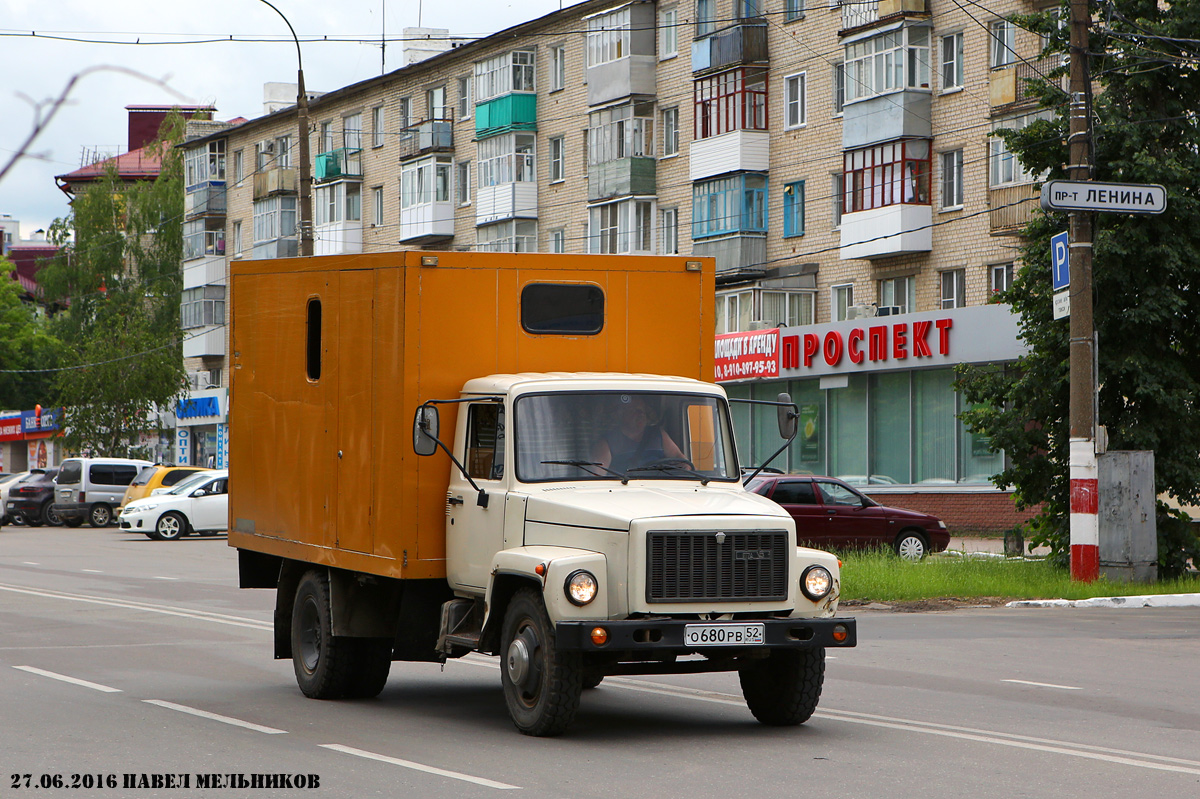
[5,469,62,527]
[745,473,949,560]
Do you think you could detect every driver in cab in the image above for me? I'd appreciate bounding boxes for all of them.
[592,394,685,472]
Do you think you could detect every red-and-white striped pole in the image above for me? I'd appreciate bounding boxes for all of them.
[1069,439,1099,581]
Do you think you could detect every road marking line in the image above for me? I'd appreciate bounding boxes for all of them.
[319,744,519,790]
[81,569,103,573]
[0,583,272,631]
[22,562,39,565]
[144,700,287,734]
[14,665,122,693]
[152,576,179,581]
[1002,679,1082,690]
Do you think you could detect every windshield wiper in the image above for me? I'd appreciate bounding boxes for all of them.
[540,460,627,480]
[625,461,711,485]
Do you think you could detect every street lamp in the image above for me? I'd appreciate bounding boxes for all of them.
[258,0,314,257]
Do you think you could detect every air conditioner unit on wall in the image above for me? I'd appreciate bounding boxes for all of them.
[846,303,877,320]
[875,305,903,316]
[748,319,775,330]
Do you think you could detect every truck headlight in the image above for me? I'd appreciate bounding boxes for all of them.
[800,565,833,601]
[565,570,598,606]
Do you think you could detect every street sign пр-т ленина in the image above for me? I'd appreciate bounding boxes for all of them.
[1041,181,1166,214]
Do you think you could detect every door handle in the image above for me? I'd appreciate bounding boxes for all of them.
[448,495,464,506]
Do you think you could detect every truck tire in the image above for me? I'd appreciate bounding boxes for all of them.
[500,587,582,737]
[291,570,353,699]
[739,647,825,726]
[343,638,393,699]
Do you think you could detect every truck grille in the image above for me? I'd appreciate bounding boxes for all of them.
[646,530,789,603]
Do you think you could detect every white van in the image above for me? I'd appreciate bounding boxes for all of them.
[54,457,153,527]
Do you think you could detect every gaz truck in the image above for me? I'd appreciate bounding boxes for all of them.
[229,250,856,736]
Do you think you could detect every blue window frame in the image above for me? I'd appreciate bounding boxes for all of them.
[783,180,805,238]
[692,173,767,239]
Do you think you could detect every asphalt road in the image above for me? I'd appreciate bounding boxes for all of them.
[1,525,1198,799]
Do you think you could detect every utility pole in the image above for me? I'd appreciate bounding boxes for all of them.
[1066,0,1098,580]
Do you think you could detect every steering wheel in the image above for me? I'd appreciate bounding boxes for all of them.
[634,457,697,471]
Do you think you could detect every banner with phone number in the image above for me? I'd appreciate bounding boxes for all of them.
[714,329,780,382]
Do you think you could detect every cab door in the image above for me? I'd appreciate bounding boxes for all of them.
[446,401,509,592]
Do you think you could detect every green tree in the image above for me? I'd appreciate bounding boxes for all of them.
[37,112,188,457]
[957,0,1200,576]
[0,263,64,409]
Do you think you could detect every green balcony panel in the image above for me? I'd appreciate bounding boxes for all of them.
[475,94,538,139]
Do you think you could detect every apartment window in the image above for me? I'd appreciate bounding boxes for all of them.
[234,149,243,182]
[785,0,804,21]
[784,73,806,129]
[833,62,845,115]
[426,86,448,122]
[661,107,679,156]
[878,275,914,314]
[398,97,411,130]
[458,76,472,119]
[844,26,931,103]
[588,102,654,165]
[941,269,966,309]
[343,114,362,151]
[588,198,655,254]
[762,291,814,326]
[661,8,678,58]
[183,220,225,260]
[696,0,716,37]
[184,140,225,187]
[180,286,226,330]
[372,186,384,226]
[275,135,292,169]
[315,181,362,225]
[456,161,471,204]
[400,156,452,209]
[660,208,679,254]
[372,106,385,147]
[941,32,964,90]
[549,136,565,182]
[587,6,631,67]
[255,139,274,170]
[991,263,1014,296]
[990,20,1016,68]
[478,133,536,187]
[477,220,537,252]
[716,290,753,334]
[551,228,566,253]
[320,121,334,154]
[252,195,296,242]
[692,173,767,238]
[475,51,535,102]
[232,221,242,255]
[831,173,844,228]
[941,149,964,209]
[990,111,1052,186]
[783,181,805,238]
[832,284,854,322]
[738,0,764,18]
[843,139,931,213]
[550,46,566,92]
[694,67,768,140]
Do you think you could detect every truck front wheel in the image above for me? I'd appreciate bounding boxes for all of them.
[291,570,353,699]
[739,647,825,726]
[500,587,583,737]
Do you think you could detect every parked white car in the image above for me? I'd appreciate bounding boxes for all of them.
[118,470,229,541]
[0,472,31,524]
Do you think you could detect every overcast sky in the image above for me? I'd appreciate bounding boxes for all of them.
[0,0,569,238]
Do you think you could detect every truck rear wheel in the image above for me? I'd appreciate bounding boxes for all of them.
[500,587,582,737]
[739,647,825,726]
[291,570,353,699]
[343,638,393,699]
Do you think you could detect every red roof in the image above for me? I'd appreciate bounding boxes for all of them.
[6,245,58,296]
[56,144,162,187]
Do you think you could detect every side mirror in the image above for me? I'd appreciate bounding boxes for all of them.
[776,392,798,439]
[413,405,440,456]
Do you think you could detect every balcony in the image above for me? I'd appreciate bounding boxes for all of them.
[315,147,363,181]
[839,204,932,259]
[475,94,537,140]
[689,130,770,182]
[183,230,225,262]
[588,157,656,202]
[251,237,298,260]
[313,221,362,256]
[184,182,226,218]
[988,184,1040,235]
[990,57,1066,111]
[842,91,932,149]
[182,327,225,358]
[691,22,767,75]
[476,183,538,226]
[400,202,455,244]
[253,168,297,199]
[840,0,927,33]
[693,234,766,274]
[397,120,453,161]
[183,255,225,290]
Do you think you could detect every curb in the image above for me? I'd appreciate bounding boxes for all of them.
[1008,593,1200,609]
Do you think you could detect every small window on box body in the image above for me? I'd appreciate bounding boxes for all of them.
[521,284,604,335]
[306,298,322,380]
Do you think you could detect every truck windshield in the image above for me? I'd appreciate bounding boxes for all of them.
[514,391,740,483]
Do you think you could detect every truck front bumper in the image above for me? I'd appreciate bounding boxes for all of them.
[555,616,856,652]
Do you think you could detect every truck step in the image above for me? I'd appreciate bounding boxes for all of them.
[437,598,483,654]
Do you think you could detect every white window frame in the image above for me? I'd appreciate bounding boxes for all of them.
[661,107,679,157]
[660,8,678,59]
[784,72,807,129]
[372,106,385,148]
[832,283,854,322]
[478,133,536,187]
[373,186,384,226]
[990,111,1052,187]
[343,113,363,151]
[586,6,631,68]
[551,46,566,92]
[477,219,537,252]
[940,269,965,309]
[833,62,845,116]
[785,0,805,22]
[400,156,452,210]
[716,290,753,334]
[941,149,963,209]
[551,228,567,253]
[456,161,472,205]
[549,136,565,183]
[761,290,814,326]
[588,197,656,255]
[588,102,654,165]
[990,262,1014,296]
[475,51,536,103]
[234,149,243,182]
[844,26,931,104]
[315,181,363,226]
[457,76,472,120]
[878,275,914,313]
[252,195,297,243]
[660,207,679,255]
[990,19,1016,68]
[941,31,964,91]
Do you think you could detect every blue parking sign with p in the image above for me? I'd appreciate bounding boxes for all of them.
[1051,231,1070,292]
